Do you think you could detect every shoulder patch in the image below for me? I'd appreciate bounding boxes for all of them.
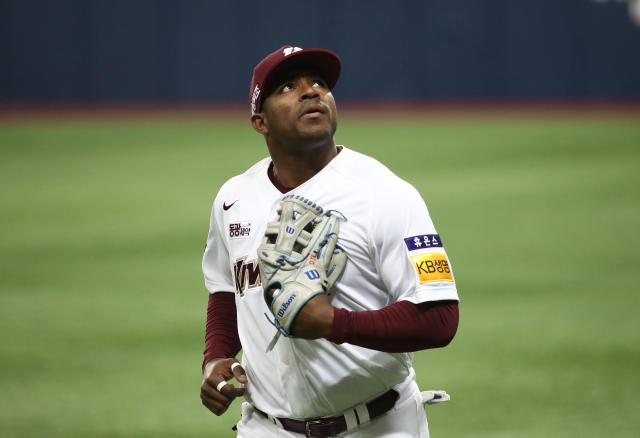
[404,234,442,251]
[410,252,454,283]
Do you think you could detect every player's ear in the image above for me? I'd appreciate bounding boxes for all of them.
[251,113,268,135]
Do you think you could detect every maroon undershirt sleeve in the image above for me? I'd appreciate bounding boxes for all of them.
[202,292,242,371]
[203,292,458,368]
[329,300,459,353]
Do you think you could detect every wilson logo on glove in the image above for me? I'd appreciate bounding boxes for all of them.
[277,294,297,317]
[304,269,320,280]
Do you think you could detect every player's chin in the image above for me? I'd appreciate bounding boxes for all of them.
[297,119,335,140]
[298,129,333,145]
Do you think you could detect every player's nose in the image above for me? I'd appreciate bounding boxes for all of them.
[300,80,319,100]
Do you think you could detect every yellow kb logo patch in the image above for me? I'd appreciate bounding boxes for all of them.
[410,252,454,283]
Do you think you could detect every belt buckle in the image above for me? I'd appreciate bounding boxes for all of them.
[305,418,328,438]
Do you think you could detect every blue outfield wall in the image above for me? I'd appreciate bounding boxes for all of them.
[1,0,639,103]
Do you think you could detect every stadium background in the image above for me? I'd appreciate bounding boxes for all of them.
[1,1,639,437]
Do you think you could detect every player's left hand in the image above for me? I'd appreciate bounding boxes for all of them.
[200,358,247,416]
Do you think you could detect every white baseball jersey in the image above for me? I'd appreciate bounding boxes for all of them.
[202,146,459,419]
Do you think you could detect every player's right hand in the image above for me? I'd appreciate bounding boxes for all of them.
[200,358,248,416]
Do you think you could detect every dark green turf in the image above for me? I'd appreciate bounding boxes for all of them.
[1,115,638,437]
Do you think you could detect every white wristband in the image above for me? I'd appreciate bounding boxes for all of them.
[231,362,242,373]
[216,380,227,392]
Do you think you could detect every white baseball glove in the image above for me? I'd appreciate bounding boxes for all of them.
[259,195,346,344]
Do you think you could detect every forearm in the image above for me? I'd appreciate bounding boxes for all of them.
[203,292,242,371]
[329,300,459,353]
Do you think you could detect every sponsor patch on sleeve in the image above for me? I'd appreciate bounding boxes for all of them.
[410,252,454,283]
[404,234,442,251]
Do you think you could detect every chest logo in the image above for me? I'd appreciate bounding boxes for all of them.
[229,222,251,239]
[223,200,238,211]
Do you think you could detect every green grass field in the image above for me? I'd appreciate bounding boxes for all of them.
[1,112,639,437]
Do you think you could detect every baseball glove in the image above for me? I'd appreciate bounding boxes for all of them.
[259,195,346,342]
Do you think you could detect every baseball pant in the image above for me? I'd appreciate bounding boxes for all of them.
[235,377,430,438]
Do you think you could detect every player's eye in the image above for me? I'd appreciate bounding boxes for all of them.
[281,83,294,93]
[312,79,326,88]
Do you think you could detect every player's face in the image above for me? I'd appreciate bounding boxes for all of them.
[260,68,338,148]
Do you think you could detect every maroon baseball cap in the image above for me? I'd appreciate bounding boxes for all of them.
[250,45,341,114]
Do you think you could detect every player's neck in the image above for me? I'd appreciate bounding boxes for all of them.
[268,141,338,189]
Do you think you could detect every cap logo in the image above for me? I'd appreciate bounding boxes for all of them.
[283,46,302,56]
[251,84,261,114]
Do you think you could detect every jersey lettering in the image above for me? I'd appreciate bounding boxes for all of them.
[234,257,262,296]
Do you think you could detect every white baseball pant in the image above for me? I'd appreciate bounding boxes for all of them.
[235,377,434,437]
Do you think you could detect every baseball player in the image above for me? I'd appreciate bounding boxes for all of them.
[200,45,460,437]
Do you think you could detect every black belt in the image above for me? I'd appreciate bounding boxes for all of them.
[254,389,399,437]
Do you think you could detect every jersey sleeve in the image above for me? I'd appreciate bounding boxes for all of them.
[369,181,459,304]
[202,194,236,294]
